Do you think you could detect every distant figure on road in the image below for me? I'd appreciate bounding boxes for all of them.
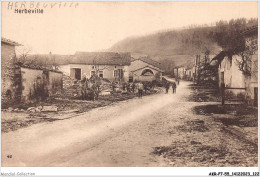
[137,82,144,98]
[172,82,176,94]
[177,78,180,85]
[165,82,170,94]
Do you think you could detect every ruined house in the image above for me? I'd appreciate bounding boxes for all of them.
[213,51,246,94]
[1,38,63,105]
[210,25,258,105]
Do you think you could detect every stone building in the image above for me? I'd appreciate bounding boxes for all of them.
[58,52,131,82]
[173,67,185,79]
[210,25,258,105]
[1,37,21,104]
[1,38,63,105]
[129,57,163,82]
[215,51,246,95]
[241,25,258,105]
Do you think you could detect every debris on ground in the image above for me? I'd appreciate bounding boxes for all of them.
[188,85,220,102]
[152,135,257,167]
[41,105,58,112]
[151,83,258,167]
[175,119,209,133]
[2,87,162,133]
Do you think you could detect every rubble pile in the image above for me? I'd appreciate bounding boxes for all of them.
[62,74,81,98]
[2,107,24,112]
[3,106,59,113]
[27,105,58,113]
[99,79,112,91]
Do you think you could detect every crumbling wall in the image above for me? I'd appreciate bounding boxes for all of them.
[1,43,16,105]
[48,71,63,96]
[62,74,81,98]
[20,67,47,102]
[20,67,63,103]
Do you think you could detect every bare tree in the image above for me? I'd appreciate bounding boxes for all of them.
[236,38,257,76]
[16,47,33,65]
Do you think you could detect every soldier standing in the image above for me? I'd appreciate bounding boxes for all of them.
[165,82,170,94]
[172,82,177,94]
[137,82,144,98]
[132,82,136,93]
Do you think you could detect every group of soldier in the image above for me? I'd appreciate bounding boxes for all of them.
[117,82,145,99]
[80,76,179,101]
[120,82,137,93]
[80,77,100,101]
[165,78,180,94]
[80,76,148,101]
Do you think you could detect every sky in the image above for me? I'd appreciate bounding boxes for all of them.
[2,1,258,55]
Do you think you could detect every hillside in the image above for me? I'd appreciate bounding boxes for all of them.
[109,27,222,67]
[108,18,257,70]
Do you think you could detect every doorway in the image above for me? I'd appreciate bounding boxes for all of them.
[74,68,81,80]
[220,72,224,85]
[254,87,258,106]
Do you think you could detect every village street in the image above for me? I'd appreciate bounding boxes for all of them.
[2,80,257,167]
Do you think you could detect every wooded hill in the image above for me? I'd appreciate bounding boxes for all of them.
[109,18,257,71]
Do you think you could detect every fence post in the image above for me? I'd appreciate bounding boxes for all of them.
[221,83,225,105]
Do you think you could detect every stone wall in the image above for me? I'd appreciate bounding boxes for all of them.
[1,43,16,104]
[19,67,63,103]
[245,36,258,105]
[48,71,63,96]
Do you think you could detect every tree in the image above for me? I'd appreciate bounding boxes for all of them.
[16,48,55,70]
[16,47,34,65]
[196,48,218,87]
[236,36,258,76]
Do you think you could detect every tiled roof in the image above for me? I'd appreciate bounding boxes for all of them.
[22,54,73,68]
[132,57,162,69]
[70,52,131,66]
[131,65,163,73]
[25,52,131,66]
[1,37,22,46]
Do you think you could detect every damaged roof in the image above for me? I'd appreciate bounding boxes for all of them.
[1,37,22,46]
[210,51,233,67]
[24,52,131,66]
[70,52,131,66]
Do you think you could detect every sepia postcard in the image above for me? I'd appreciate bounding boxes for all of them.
[1,1,259,176]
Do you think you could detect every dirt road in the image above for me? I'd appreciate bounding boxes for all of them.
[2,81,257,167]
